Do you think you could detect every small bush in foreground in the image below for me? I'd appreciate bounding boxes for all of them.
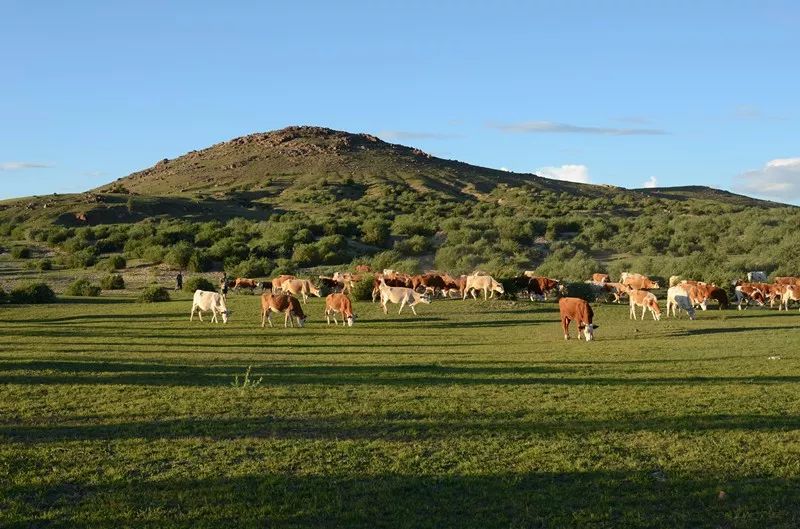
[100,274,126,290]
[184,277,216,293]
[10,282,56,304]
[137,285,171,303]
[65,279,102,297]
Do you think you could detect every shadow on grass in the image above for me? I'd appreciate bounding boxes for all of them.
[688,325,800,336]
[2,469,799,529]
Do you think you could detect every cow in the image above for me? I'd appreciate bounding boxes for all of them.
[372,274,410,302]
[764,283,788,308]
[559,297,597,341]
[591,273,610,283]
[280,279,321,303]
[271,275,297,292]
[621,272,660,291]
[318,276,343,292]
[190,290,229,324]
[734,284,766,310]
[747,271,768,283]
[779,285,800,311]
[257,281,272,293]
[324,293,356,326]
[526,276,561,301]
[260,293,306,328]
[629,289,661,320]
[774,276,800,286]
[355,264,372,273]
[441,274,467,298]
[592,281,631,303]
[666,285,697,320]
[463,274,505,300]
[705,286,729,310]
[411,274,447,297]
[234,277,258,293]
[378,278,431,315]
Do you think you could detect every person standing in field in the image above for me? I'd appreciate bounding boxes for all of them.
[220,272,229,297]
[176,271,183,291]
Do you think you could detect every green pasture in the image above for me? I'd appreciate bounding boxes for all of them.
[1,293,799,528]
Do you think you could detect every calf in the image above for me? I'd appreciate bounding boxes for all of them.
[629,289,661,320]
[190,290,229,324]
[559,297,597,341]
[324,293,356,326]
[260,293,306,328]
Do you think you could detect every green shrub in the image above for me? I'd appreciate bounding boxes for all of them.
[0,286,6,303]
[350,275,375,301]
[137,285,171,303]
[184,276,216,293]
[65,279,102,297]
[38,259,53,271]
[103,254,127,271]
[188,251,213,272]
[10,282,56,304]
[100,274,126,290]
[11,246,31,259]
[165,241,194,269]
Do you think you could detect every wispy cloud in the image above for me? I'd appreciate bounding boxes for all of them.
[613,115,653,125]
[490,120,667,136]
[378,130,460,141]
[536,164,591,184]
[0,161,52,171]
[734,157,800,201]
[730,104,786,121]
[642,176,659,188]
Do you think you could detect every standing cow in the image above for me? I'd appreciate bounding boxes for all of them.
[559,297,597,341]
[324,293,356,326]
[190,290,229,324]
[463,274,505,300]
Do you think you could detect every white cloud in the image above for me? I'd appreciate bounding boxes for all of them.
[536,164,591,184]
[734,158,800,200]
[642,176,658,188]
[0,161,52,171]
[489,120,667,136]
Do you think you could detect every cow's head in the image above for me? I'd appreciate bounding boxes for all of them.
[492,282,505,294]
[295,314,307,328]
[581,323,597,341]
[346,313,355,327]
[221,310,230,324]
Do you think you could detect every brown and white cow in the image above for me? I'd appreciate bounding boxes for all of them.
[734,284,767,310]
[279,279,321,304]
[621,272,660,291]
[559,297,597,341]
[324,293,356,326]
[779,285,800,311]
[629,289,661,320]
[666,285,698,320]
[602,282,632,303]
[260,293,306,328]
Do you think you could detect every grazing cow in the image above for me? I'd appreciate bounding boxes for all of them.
[260,293,306,328]
[779,285,800,311]
[324,293,355,326]
[234,277,258,292]
[190,290,229,324]
[747,271,768,283]
[666,285,697,320]
[355,264,372,273]
[257,281,272,293]
[559,297,597,341]
[629,289,661,320]
[591,273,610,283]
[621,273,660,291]
[378,278,431,315]
[463,274,505,300]
[734,284,766,310]
[280,279,321,303]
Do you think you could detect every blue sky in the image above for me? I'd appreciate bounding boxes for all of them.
[2,1,799,202]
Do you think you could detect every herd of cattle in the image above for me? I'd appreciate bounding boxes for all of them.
[188,266,800,341]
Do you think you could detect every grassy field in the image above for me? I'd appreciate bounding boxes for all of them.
[1,292,799,528]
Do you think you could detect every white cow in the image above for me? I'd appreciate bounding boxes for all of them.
[378,279,430,315]
[190,290,229,323]
[463,274,505,300]
[747,271,768,282]
[666,286,696,320]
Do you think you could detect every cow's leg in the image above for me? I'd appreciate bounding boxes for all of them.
[409,302,418,316]
[398,298,406,314]
[261,309,266,328]
[629,303,635,320]
[197,310,204,322]
[325,309,331,325]
[267,311,274,328]
[284,311,290,328]
[642,305,647,320]
[211,310,217,323]
[562,317,570,340]
[190,305,196,321]
[381,298,388,314]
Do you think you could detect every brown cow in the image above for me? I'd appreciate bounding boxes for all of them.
[629,289,661,320]
[234,277,258,292]
[324,293,355,326]
[602,282,631,303]
[705,286,729,310]
[591,273,610,283]
[271,274,297,292]
[260,293,306,328]
[559,297,597,341]
[411,274,446,296]
[526,276,561,301]
[621,272,660,291]
[774,276,800,286]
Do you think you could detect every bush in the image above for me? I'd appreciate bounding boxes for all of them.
[184,276,216,293]
[38,259,53,271]
[188,251,213,272]
[100,274,126,290]
[165,241,194,269]
[561,282,598,302]
[104,254,127,271]
[137,285,171,303]
[350,275,375,301]
[11,246,31,259]
[0,286,6,303]
[65,279,102,297]
[10,282,56,304]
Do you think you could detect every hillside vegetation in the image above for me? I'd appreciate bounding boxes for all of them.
[0,126,798,285]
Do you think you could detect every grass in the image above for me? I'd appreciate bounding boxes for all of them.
[1,292,799,528]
